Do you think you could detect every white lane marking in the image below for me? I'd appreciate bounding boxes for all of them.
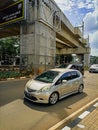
[62,126,71,130]
[78,111,90,119]
[93,102,98,107]
[48,98,98,130]
[77,124,85,129]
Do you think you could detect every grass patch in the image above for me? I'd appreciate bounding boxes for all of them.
[0,71,25,80]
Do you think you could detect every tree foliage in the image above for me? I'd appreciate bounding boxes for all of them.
[0,37,19,64]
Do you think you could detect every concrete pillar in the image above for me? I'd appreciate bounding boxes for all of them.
[19,0,56,75]
[84,53,90,67]
[34,21,56,73]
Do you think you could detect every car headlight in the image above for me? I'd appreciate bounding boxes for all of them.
[25,79,32,88]
[38,86,50,93]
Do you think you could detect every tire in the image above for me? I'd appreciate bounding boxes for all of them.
[89,70,93,73]
[49,92,59,105]
[78,85,84,93]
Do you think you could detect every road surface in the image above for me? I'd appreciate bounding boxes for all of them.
[0,71,98,130]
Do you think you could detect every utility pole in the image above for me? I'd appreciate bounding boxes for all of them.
[78,21,84,39]
[82,21,84,38]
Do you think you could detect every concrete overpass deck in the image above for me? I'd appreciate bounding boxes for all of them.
[0,0,87,49]
[0,0,90,68]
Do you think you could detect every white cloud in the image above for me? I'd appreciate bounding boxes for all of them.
[90,31,98,48]
[72,0,94,10]
[54,0,74,11]
[55,0,95,11]
[83,0,98,56]
[83,0,98,32]
[83,12,98,33]
[78,1,86,8]
[91,49,98,56]
[94,0,98,23]
[87,3,94,9]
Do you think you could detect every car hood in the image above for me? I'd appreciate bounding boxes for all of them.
[26,79,51,90]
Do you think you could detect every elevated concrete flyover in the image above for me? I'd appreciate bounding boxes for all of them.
[56,12,89,53]
[0,0,90,73]
[53,0,90,66]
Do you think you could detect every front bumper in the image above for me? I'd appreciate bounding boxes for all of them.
[24,90,50,104]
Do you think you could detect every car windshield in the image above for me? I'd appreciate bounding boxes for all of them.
[35,70,59,83]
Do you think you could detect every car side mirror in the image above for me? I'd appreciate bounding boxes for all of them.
[62,80,67,83]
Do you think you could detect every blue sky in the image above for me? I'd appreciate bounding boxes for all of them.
[54,0,98,56]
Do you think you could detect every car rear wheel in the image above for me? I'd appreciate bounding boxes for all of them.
[49,92,59,105]
[78,85,84,93]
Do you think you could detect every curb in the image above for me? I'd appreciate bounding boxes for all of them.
[0,77,28,81]
[7,77,27,80]
[62,101,98,130]
[7,76,28,80]
[48,97,98,130]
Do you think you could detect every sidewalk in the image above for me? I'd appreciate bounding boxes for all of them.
[62,101,98,130]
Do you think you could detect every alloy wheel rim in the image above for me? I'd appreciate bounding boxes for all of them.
[50,93,58,104]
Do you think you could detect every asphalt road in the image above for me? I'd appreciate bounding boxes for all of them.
[0,71,98,130]
[0,79,28,106]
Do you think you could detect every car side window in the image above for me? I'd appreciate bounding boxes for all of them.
[55,79,62,85]
[61,72,72,81]
[71,71,80,79]
[55,72,71,85]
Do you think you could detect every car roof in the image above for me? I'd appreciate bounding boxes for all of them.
[68,63,83,66]
[50,68,79,73]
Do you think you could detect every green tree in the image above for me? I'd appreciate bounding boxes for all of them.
[0,37,19,64]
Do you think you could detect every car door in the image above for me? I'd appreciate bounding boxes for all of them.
[70,71,80,92]
[55,72,73,97]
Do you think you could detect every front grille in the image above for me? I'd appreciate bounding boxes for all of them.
[24,91,37,101]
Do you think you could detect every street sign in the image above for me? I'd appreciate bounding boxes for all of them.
[0,0,26,26]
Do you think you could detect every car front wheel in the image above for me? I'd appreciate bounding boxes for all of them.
[49,92,59,105]
[78,85,84,93]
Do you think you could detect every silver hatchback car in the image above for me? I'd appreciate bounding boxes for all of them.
[24,68,84,105]
[89,64,98,73]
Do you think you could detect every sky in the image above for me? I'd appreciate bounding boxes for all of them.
[54,0,98,56]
